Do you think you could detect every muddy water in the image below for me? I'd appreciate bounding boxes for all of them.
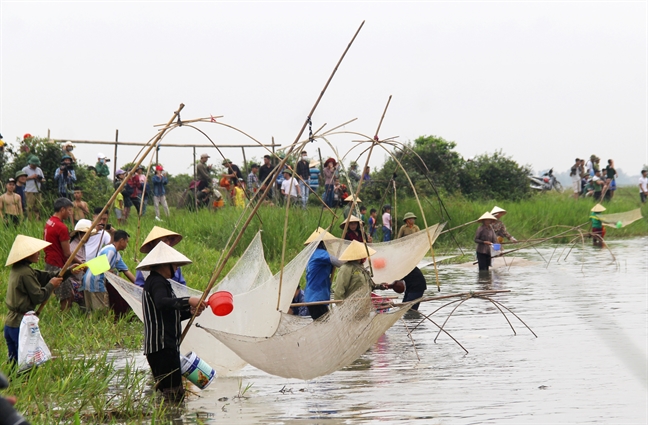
[144,238,648,424]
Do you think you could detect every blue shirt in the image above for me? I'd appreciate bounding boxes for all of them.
[81,245,128,292]
[54,168,76,195]
[152,174,168,197]
[305,248,335,303]
[135,267,186,287]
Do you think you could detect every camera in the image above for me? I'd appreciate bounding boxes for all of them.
[105,224,112,231]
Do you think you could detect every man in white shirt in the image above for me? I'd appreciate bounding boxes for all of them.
[22,156,45,220]
[280,169,300,204]
[639,170,648,203]
[85,207,113,260]
[585,154,596,177]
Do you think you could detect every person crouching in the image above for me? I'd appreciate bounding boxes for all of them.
[138,242,206,403]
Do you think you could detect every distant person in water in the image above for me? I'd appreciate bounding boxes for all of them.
[590,204,606,247]
[490,206,517,243]
[474,212,498,272]
[304,228,343,320]
[397,212,420,239]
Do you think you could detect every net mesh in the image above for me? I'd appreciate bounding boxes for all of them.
[106,231,318,376]
[325,223,445,283]
[199,290,412,380]
[600,208,643,228]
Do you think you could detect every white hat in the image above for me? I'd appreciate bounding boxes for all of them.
[70,219,96,239]
[304,227,337,245]
[5,235,51,266]
[309,159,320,168]
[339,240,376,262]
[591,204,606,213]
[490,206,507,215]
[97,152,106,159]
[477,212,498,222]
[136,242,192,271]
[344,194,362,203]
[62,141,74,148]
[140,226,183,253]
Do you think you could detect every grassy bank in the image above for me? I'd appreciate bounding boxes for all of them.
[0,187,646,423]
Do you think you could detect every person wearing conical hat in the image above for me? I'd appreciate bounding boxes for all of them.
[304,228,343,320]
[590,204,607,246]
[3,235,67,363]
[342,194,361,219]
[340,215,371,243]
[490,206,517,243]
[135,226,185,288]
[333,240,380,300]
[474,212,498,272]
[396,212,420,239]
[139,242,206,403]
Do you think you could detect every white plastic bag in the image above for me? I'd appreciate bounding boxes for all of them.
[18,311,52,372]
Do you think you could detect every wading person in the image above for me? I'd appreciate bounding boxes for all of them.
[304,228,343,320]
[139,242,206,403]
[474,212,498,272]
[341,215,370,243]
[43,198,74,311]
[394,266,427,311]
[590,204,606,247]
[396,212,420,239]
[135,227,186,287]
[0,178,23,226]
[4,235,70,364]
[334,240,379,300]
[490,206,517,243]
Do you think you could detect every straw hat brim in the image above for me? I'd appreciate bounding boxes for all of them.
[6,235,51,266]
[339,215,362,229]
[344,195,362,203]
[591,204,606,213]
[136,242,192,271]
[477,212,498,222]
[140,226,183,253]
[490,206,507,215]
[339,240,376,262]
[303,227,337,245]
[309,160,320,168]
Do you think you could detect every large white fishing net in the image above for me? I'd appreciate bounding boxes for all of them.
[200,289,413,380]
[106,231,274,376]
[600,208,644,228]
[324,224,445,283]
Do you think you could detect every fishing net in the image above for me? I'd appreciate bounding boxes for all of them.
[324,224,445,283]
[199,289,413,380]
[600,208,644,228]
[106,231,275,376]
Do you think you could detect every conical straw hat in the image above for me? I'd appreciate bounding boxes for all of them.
[140,226,183,253]
[344,194,362,203]
[303,227,337,245]
[339,215,362,229]
[136,242,192,271]
[477,212,498,222]
[591,204,606,213]
[5,235,51,266]
[339,240,376,262]
[490,206,507,215]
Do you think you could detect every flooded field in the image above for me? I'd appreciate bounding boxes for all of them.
[127,238,647,424]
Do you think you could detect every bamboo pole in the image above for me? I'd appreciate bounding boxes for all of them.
[133,154,157,261]
[181,21,365,342]
[36,104,184,315]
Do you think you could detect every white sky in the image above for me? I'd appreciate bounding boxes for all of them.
[1,1,646,178]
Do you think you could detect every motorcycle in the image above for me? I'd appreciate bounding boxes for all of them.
[528,168,564,192]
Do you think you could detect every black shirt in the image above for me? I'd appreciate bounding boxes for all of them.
[296,159,310,180]
[227,164,244,185]
[142,271,191,354]
[258,163,275,185]
[402,267,427,293]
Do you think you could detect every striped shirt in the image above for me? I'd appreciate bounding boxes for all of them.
[81,244,128,292]
[142,271,192,355]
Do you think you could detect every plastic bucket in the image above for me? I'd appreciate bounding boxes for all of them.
[208,291,234,316]
[492,243,501,251]
[213,199,224,208]
[180,352,215,390]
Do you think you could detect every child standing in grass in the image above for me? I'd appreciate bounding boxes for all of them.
[368,208,378,239]
[0,178,23,226]
[233,178,246,209]
[382,205,392,241]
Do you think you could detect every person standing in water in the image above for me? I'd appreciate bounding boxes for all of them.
[474,212,498,272]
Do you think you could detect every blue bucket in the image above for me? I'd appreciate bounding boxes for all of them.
[180,352,215,390]
[492,243,501,251]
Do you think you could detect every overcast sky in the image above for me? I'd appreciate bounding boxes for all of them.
[1,1,646,179]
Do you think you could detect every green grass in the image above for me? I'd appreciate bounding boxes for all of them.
[0,186,646,423]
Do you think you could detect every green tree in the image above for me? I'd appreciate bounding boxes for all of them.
[458,150,532,201]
